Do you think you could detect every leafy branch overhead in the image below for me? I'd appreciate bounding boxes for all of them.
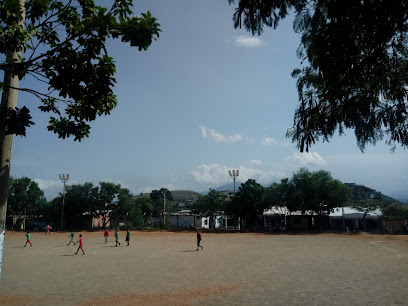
[0,0,161,140]
[229,0,408,152]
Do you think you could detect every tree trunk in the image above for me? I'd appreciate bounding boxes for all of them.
[358,211,368,231]
[0,0,26,231]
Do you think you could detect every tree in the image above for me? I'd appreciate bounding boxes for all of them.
[346,183,396,230]
[58,181,133,229]
[287,168,351,218]
[230,179,265,227]
[7,176,47,217]
[62,182,99,227]
[381,203,408,231]
[0,0,161,230]
[150,188,174,217]
[263,178,291,214]
[97,182,122,229]
[190,189,227,229]
[128,197,154,228]
[228,0,408,152]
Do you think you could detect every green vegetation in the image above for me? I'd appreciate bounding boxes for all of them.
[7,168,406,231]
[228,0,408,152]
[0,0,161,230]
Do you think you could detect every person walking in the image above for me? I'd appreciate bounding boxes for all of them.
[195,228,203,251]
[75,234,85,255]
[24,231,32,247]
[45,224,51,235]
[104,228,109,244]
[125,229,130,246]
[115,228,121,247]
[67,231,76,245]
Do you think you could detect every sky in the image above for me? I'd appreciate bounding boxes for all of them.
[7,0,408,201]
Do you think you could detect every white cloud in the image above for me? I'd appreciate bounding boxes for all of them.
[232,35,262,47]
[262,137,279,146]
[200,125,243,143]
[249,160,262,166]
[191,162,286,189]
[284,152,327,167]
[34,178,79,201]
[262,137,289,147]
[192,164,229,185]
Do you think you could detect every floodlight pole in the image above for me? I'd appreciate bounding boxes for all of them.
[59,174,69,229]
[228,169,239,195]
[228,169,240,231]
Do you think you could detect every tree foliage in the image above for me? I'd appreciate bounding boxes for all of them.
[59,181,131,228]
[265,168,351,216]
[381,203,408,219]
[150,188,174,217]
[0,0,161,139]
[229,179,265,223]
[7,176,47,217]
[190,189,227,229]
[263,178,291,214]
[289,168,351,215]
[345,183,398,213]
[128,197,154,227]
[229,0,408,152]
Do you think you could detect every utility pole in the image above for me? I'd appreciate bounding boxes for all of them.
[59,174,69,229]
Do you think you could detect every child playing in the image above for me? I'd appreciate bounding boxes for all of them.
[104,228,109,244]
[125,229,130,246]
[115,228,120,247]
[45,224,51,235]
[67,231,76,245]
[75,234,85,255]
[24,231,32,247]
[195,228,203,251]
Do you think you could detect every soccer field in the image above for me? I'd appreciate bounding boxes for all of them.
[0,230,407,305]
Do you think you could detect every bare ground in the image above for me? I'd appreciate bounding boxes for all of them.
[0,230,407,305]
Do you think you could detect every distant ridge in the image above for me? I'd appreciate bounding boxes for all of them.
[200,182,242,195]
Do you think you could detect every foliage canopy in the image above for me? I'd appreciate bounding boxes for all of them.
[0,0,161,139]
[229,0,408,152]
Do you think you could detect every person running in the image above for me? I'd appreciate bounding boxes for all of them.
[24,231,32,247]
[45,224,51,235]
[75,234,85,255]
[125,229,130,246]
[195,228,203,251]
[104,228,109,244]
[115,228,121,247]
[67,231,76,245]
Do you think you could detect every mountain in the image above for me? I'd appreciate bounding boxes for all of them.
[200,182,243,195]
[133,190,201,202]
[171,190,201,202]
[344,183,403,205]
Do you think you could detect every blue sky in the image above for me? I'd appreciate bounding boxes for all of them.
[8,0,408,201]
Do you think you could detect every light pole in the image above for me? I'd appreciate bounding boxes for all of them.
[59,174,69,229]
[228,169,239,195]
[228,169,239,231]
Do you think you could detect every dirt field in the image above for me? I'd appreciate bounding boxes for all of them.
[0,230,407,305]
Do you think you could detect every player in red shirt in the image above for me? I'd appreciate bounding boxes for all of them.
[75,234,85,255]
[104,229,109,244]
[45,224,51,235]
